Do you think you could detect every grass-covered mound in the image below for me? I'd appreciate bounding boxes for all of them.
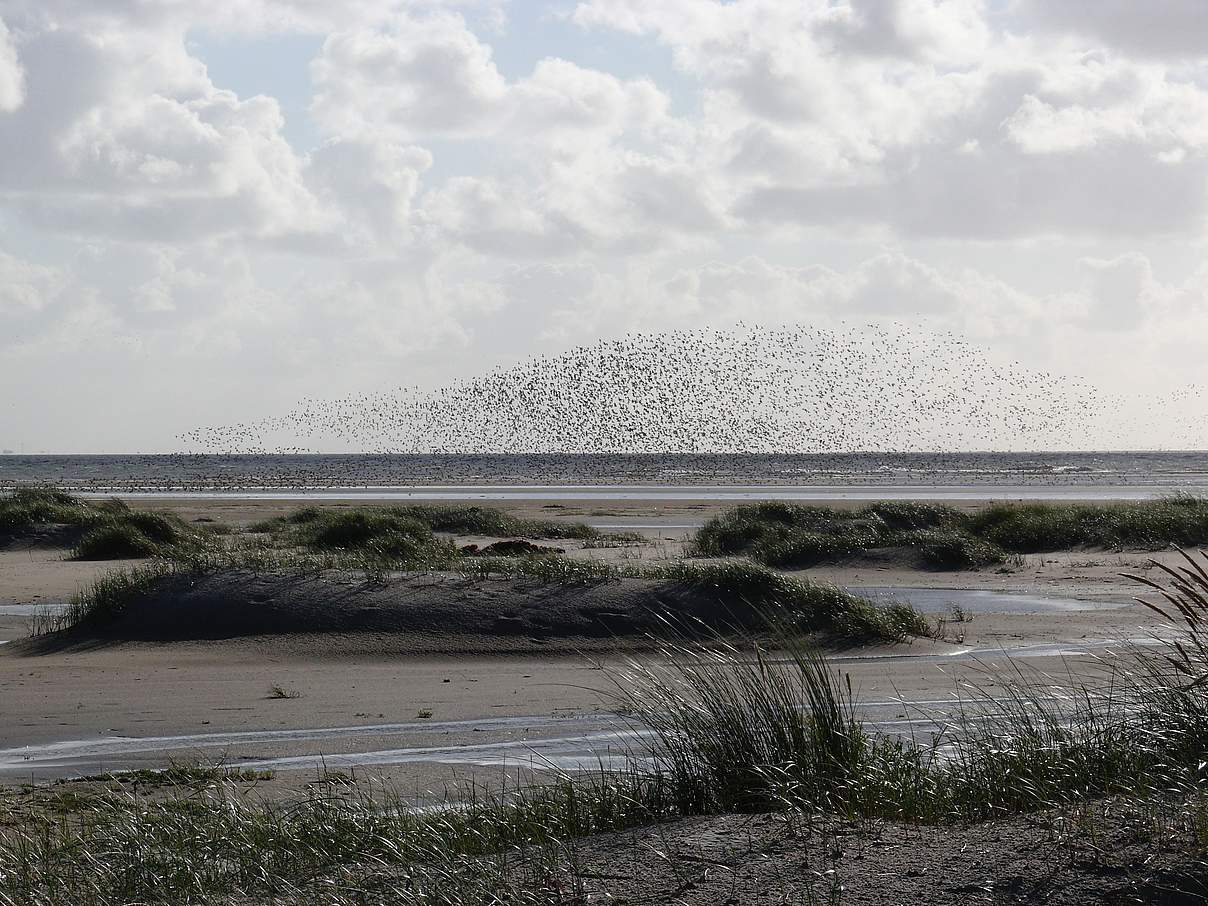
[0,487,200,559]
[290,509,458,563]
[390,504,603,540]
[35,556,929,646]
[694,497,1208,569]
[72,523,162,559]
[694,501,1002,570]
[0,486,88,536]
[252,503,605,541]
[968,496,1208,552]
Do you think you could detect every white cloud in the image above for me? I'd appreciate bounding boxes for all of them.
[307,138,432,245]
[311,14,507,140]
[311,14,676,148]
[422,176,583,257]
[0,24,330,243]
[816,0,991,64]
[1019,0,1208,58]
[0,17,23,111]
[575,0,1208,240]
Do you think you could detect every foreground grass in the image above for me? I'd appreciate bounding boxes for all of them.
[0,767,682,906]
[695,497,1208,569]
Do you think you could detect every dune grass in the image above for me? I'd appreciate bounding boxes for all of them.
[0,486,215,561]
[290,509,460,563]
[694,497,1208,570]
[252,503,608,541]
[693,501,1000,570]
[460,555,930,639]
[598,551,1208,829]
[71,510,198,560]
[388,505,604,540]
[0,486,90,535]
[969,496,1208,552]
[71,522,162,559]
[43,549,932,645]
[0,767,682,906]
[38,561,180,634]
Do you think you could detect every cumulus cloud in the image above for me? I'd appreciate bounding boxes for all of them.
[576,0,1208,240]
[310,14,677,150]
[0,24,330,243]
[311,15,507,140]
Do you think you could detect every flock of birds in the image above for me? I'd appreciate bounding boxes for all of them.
[179,324,1208,456]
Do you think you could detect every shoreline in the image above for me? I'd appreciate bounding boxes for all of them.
[56,484,1208,500]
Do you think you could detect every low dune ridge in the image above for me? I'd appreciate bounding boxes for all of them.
[21,568,884,655]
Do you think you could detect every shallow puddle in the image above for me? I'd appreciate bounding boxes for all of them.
[844,586,1127,614]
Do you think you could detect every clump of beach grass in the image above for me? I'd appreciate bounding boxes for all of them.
[253,505,612,564]
[0,486,212,560]
[0,486,91,535]
[292,509,459,564]
[387,504,602,540]
[43,560,181,633]
[71,522,161,559]
[607,627,867,814]
[71,510,198,560]
[612,549,1208,826]
[969,496,1208,552]
[252,503,606,542]
[693,501,997,570]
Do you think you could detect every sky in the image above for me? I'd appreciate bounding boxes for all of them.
[3,0,1208,452]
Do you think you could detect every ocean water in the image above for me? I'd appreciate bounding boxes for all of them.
[1,452,1207,494]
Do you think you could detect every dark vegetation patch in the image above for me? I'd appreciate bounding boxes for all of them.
[391,504,603,540]
[695,497,1208,569]
[32,557,928,647]
[0,487,205,559]
[969,496,1208,551]
[61,764,274,789]
[459,539,566,556]
[290,509,458,564]
[3,779,1205,906]
[72,523,162,559]
[251,503,607,541]
[0,486,109,548]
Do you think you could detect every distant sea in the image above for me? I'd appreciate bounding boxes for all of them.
[2,453,1208,499]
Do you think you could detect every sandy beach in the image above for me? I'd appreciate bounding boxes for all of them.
[0,495,1172,795]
